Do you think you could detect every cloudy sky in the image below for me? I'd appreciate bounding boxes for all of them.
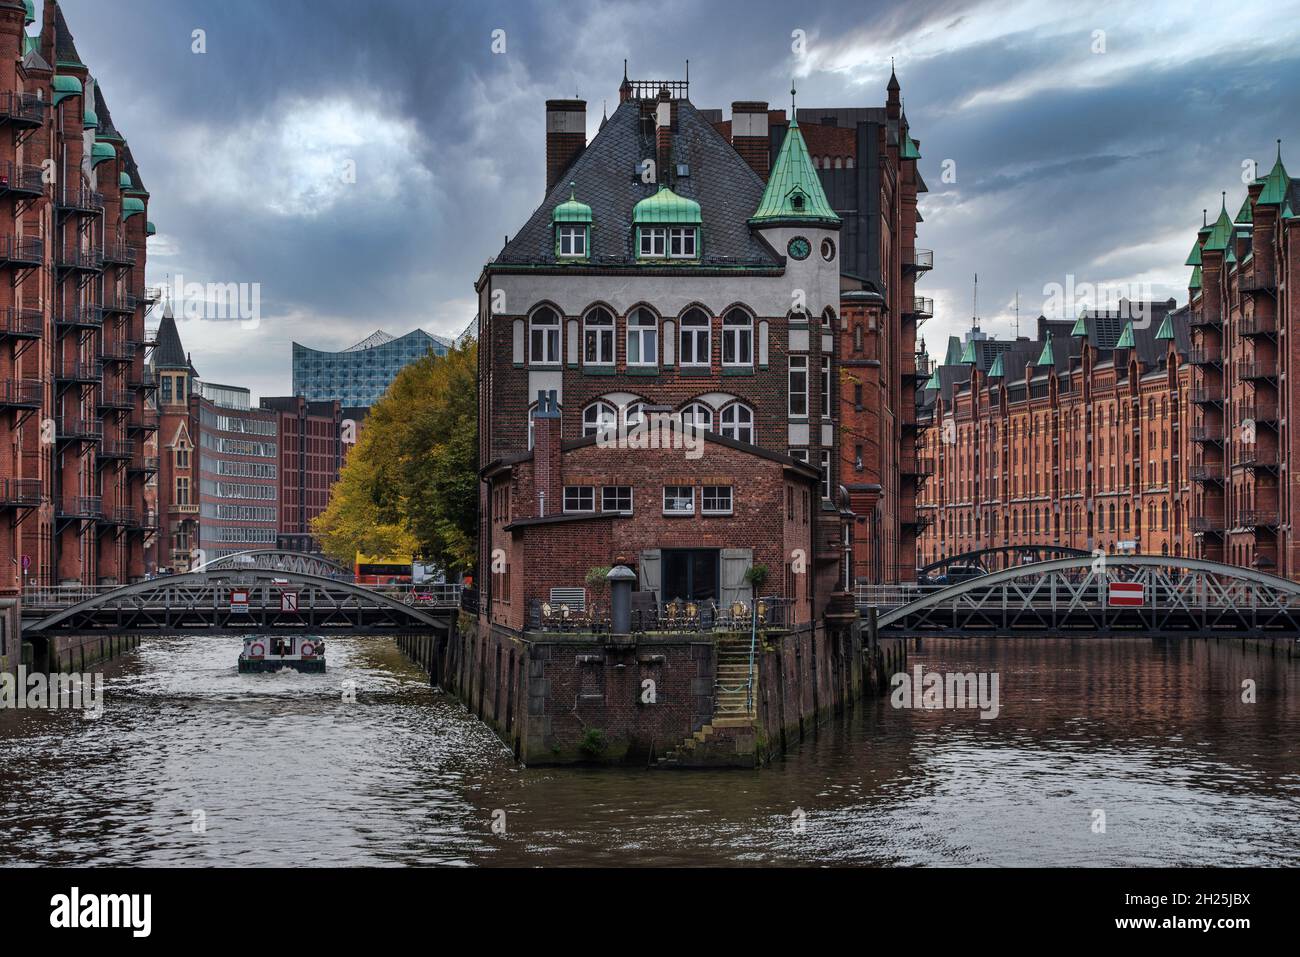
[54,0,1300,398]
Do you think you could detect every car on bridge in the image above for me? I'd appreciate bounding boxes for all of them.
[923,564,989,587]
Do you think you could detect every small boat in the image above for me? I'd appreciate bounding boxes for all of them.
[238,636,326,674]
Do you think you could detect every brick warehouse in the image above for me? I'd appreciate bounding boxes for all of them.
[916,145,1300,578]
[1,1,161,669]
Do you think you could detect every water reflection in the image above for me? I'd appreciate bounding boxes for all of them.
[0,635,1295,866]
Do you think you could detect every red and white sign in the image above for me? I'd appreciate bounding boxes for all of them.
[280,591,299,613]
[20,554,30,571]
[230,589,250,614]
[1108,582,1145,607]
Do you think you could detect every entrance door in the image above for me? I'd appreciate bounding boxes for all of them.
[661,549,720,603]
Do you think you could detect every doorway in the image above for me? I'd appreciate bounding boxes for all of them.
[661,549,720,603]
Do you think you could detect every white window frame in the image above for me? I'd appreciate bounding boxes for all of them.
[627,308,658,367]
[624,402,646,431]
[529,308,560,365]
[819,449,832,500]
[680,310,710,367]
[668,227,697,258]
[639,227,666,257]
[602,486,633,514]
[681,403,713,432]
[720,403,754,444]
[702,485,733,516]
[821,363,832,417]
[663,485,695,516]
[582,401,617,438]
[583,308,615,366]
[789,356,809,417]
[557,225,587,258]
[722,309,754,367]
[563,486,595,513]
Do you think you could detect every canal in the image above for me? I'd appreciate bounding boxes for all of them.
[0,635,1296,866]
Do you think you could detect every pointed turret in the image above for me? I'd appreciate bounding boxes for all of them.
[1185,238,1203,266]
[987,353,1005,379]
[1257,140,1290,206]
[959,339,977,365]
[750,114,839,227]
[1202,196,1234,252]
[1114,321,1135,350]
[1036,332,1055,367]
[1071,315,1088,338]
[1155,314,1175,341]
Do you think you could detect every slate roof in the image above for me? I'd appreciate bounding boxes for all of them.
[152,306,194,373]
[496,99,779,268]
[54,3,82,64]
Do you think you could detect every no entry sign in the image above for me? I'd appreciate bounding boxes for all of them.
[230,589,250,614]
[1108,581,1145,607]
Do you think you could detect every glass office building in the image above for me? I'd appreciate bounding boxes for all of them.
[291,329,452,408]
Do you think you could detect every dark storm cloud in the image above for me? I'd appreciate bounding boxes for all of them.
[51,0,1300,395]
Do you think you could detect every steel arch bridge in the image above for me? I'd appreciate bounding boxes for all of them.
[22,569,452,639]
[196,549,352,580]
[872,556,1300,639]
[917,545,1093,578]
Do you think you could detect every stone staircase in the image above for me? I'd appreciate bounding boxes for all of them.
[654,636,756,768]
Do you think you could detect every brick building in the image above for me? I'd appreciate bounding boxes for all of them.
[477,73,843,631]
[259,394,343,554]
[1,0,160,668]
[916,146,1300,581]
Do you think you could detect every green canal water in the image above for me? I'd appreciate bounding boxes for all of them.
[0,635,1296,866]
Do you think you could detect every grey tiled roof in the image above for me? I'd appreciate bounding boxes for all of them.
[54,4,82,64]
[496,100,779,268]
[152,308,191,372]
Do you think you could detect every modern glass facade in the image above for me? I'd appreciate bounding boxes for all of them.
[291,329,451,408]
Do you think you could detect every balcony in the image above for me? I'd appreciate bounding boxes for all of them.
[1189,386,1223,405]
[105,506,138,528]
[0,235,43,267]
[907,297,934,319]
[1238,444,1279,470]
[900,455,935,477]
[1241,268,1276,293]
[1240,402,1278,425]
[97,388,134,412]
[904,249,934,273]
[100,294,139,317]
[58,496,104,520]
[1188,464,1224,483]
[1,162,44,198]
[168,502,199,516]
[1189,348,1222,366]
[1189,309,1221,328]
[98,438,136,461]
[1190,424,1223,443]
[1239,509,1280,529]
[1237,359,1277,382]
[56,186,105,217]
[1190,514,1225,534]
[1239,314,1276,336]
[55,360,104,385]
[55,417,103,442]
[54,305,103,331]
[127,411,160,434]
[101,243,138,267]
[133,509,159,531]
[0,478,42,508]
[0,378,43,410]
[56,246,104,274]
[0,91,46,128]
[128,369,157,392]
[100,340,136,364]
[127,455,160,475]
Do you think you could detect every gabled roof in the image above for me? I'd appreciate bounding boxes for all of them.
[1036,332,1056,366]
[1155,313,1176,341]
[1203,199,1234,252]
[750,117,840,227]
[496,99,779,268]
[987,353,1004,378]
[1257,143,1290,206]
[1114,321,1135,350]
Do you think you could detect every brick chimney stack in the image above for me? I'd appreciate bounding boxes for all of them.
[655,87,673,180]
[532,391,563,518]
[731,101,770,179]
[545,99,587,193]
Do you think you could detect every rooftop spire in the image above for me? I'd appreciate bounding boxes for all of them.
[749,108,840,226]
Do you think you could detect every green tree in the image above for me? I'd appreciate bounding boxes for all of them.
[313,340,478,573]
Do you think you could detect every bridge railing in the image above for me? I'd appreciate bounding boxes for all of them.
[855,583,946,608]
[364,582,463,608]
[23,580,465,613]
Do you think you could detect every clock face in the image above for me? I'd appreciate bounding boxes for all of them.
[788,236,811,261]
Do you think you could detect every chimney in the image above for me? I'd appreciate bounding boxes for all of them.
[532,390,563,518]
[731,101,770,179]
[546,99,587,193]
[656,87,673,180]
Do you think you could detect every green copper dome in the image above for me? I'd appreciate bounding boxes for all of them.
[23,0,34,24]
[1202,200,1234,252]
[1036,332,1055,367]
[90,141,116,167]
[750,118,839,226]
[633,184,701,225]
[120,171,133,189]
[83,106,98,130]
[122,196,145,221]
[1257,143,1290,206]
[1155,314,1175,341]
[1189,265,1203,290]
[52,75,82,106]
[1115,321,1135,350]
[552,183,592,224]
[146,221,157,237]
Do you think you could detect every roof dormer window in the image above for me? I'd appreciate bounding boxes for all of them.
[551,182,592,261]
[632,185,702,262]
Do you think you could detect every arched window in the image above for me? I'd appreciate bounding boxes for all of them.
[583,307,614,365]
[627,307,658,367]
[529,306,560,364]
[680,403,713,432]
[722,308,753,367]
[624,402,646,430]
[582,401,617,438]
[680,308,710,367]
[720,403,754,443]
